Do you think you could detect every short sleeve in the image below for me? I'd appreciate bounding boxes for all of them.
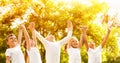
[5,49,11,57]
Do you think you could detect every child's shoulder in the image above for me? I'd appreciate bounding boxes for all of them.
[6,48,13,52]
[5,48,13,56]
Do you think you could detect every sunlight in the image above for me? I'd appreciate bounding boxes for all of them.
[10,0,120,29]
[11,7,37,29]
[80,0,92,6]
[93,13,103,27]
[58,31,62,38]
[10,18,21,29]
[52,0,92,7]
[10,18,27,29]
[105,0,120,26]
[32,0,45,8]
[61,0,92,5]
[64,0,71,3]
[91,0,120,27]
[105,0,120,8]
[118,37,120,48]
[0,4,13,16]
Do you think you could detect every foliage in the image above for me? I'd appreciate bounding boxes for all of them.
[0,0,120,63]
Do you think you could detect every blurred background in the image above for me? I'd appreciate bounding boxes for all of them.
[0,0,120,63]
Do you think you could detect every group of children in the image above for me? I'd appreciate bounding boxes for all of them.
[5,21,112,63]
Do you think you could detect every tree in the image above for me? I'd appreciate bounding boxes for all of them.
[0,0,120,63]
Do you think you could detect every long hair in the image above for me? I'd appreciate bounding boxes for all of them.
[22,40,29,63]
[64,43,68,53]
[24,50,29,63]
[64,36,78,53]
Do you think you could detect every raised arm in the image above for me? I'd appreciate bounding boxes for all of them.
[35,30,49,46]
[101,21,112,48]
[28,22,37,47]
[82,27,89,51]
[59,21,73,46]
[65,37,72,50]
[18,26,23,44]
[78,32,83,48]
[28,22,49,46]
[21,24,31,50]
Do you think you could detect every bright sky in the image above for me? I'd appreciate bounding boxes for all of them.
[106,0,120,27]
[105,0,120,48]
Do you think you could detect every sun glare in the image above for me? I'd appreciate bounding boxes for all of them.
[10,18,21,29]
[105,0,120,26]
[118,37,120,48]
[10,0,120,29]
[0,4,13,16]
[93,0,120,27]
[10,7,37,29]
[10,18,27,29]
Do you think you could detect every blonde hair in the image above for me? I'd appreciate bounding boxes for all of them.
[70,36,79,43]
[64,36,78,52]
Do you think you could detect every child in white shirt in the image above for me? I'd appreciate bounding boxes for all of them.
[21,23,42,63]
[83,22,112,63]
[65,27,84,63]
[65,36,81,63]
[29,21,73,63]
[5,26,25,63]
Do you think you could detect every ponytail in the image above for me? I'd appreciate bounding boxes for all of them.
[22,40,29,63]
[24,50,29,63]
[64,43,68,53]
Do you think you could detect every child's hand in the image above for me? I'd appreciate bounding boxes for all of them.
[67,21,73,31]
[81,26,87,32]
[81,26,87,30]
[20,24,25,30]
[28,22,35,31]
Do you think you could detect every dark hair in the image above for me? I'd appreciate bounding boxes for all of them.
[6,33,16,41]
[22,40,29,63]
[64,43,68,53]
[24,50,29,63]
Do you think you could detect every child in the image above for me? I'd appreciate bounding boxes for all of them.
[65,36,82,63]
[83,22,112,63]
[29,21,73,63]
[65,27,85,63]
[5,26,25,63]
[21,24,42,63]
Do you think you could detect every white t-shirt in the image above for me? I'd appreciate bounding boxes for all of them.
[35,30,72,63]
[5,44,25,63]
[67,47,81,63]
[87,45,102,63]
[27,47,42,63]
